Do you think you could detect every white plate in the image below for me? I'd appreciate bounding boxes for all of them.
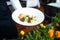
[12,8,44,26]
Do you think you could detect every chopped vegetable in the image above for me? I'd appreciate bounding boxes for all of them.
[18,13,36,23]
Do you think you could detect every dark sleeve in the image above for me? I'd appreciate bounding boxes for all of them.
[48,0,56,3]
[40,0,56,5]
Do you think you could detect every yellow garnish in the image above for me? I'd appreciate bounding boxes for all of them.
[40,23,46,28]
[20,30,25,35]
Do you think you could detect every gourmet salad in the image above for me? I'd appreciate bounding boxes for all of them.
[18,13,36,23]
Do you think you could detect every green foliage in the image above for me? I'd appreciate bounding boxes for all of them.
[52,13,60,23]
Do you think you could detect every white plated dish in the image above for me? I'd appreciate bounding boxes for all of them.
[12,8,44,26]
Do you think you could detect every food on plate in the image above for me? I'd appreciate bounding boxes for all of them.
[18,13,36,23]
